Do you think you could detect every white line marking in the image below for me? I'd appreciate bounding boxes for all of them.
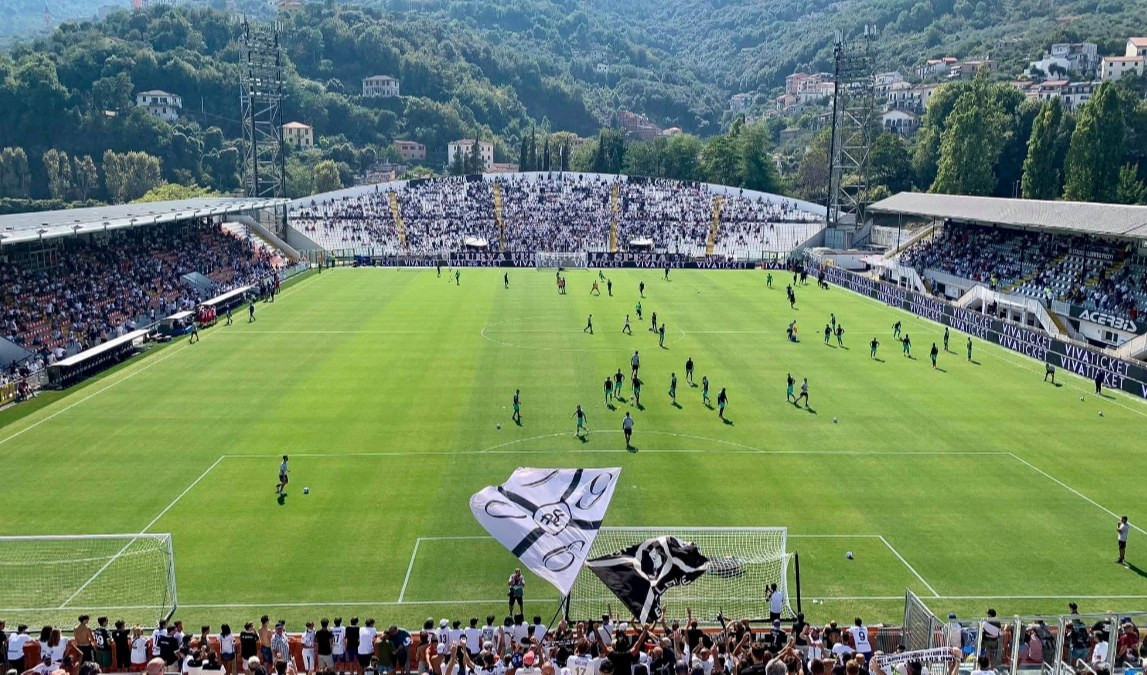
[58,455,224,608]
[1007,452,1147,536]
[843,286,1147,418]
[0,271,328,447]
[221,448,1008,459]
[878,535,939,597]
[398,538,422,603]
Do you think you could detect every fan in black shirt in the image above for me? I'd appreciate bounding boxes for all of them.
[113,621,131,671]
[240,626,260,661]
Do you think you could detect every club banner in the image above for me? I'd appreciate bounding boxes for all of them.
[352,252,756,269]
[470,467,620,596]
[872,647,958,669]
[821,265,1147,400]
[587,535,710,623]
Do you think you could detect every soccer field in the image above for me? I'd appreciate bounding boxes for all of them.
[3,267,1147,629]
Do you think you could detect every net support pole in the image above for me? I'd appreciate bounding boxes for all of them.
[793,551,802,617]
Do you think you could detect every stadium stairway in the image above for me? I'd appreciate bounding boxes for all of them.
[389,192,407,254]
[1004,253,1065,293]
[493,182,507,251]
[705,195,724,256]
[609,182,620,252]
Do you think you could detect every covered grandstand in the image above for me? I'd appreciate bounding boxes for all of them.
[869,193,1147,354]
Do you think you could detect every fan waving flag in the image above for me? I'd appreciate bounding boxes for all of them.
[587,535,710,623]
[470,467,621,596]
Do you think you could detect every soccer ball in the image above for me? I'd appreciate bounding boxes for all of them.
[1099,411,1104,417]
[1081,396,1085,401]
[833,417,838,424]
[496,423,501,429]
[846,551,854,559]
[303,487,310,494]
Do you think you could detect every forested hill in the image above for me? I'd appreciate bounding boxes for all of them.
[10,0,1147,121]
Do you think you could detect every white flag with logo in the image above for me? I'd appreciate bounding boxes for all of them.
[470,467,621,596]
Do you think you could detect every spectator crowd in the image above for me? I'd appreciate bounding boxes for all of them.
[900,223,1147,320]
[0,222,281,382]
[289,176,822,258]
[6,605,1146,675]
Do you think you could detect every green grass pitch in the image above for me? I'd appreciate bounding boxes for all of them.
[3,267,1147,628]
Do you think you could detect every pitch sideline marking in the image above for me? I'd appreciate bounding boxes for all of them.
[845,286,1147,419]
[1007,452,1147,536]
[59,455,225,608]
[397,538,422,603]
[0,271,330,448]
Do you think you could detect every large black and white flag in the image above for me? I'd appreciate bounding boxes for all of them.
[470,467,621,596]
[586,535,709,623]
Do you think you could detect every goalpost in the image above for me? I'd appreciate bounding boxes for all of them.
[567,527,795,625]
[535,252,588,269]
[0,534,177,627]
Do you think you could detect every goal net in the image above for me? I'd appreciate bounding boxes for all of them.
[0,534,177,627]
[535,252,588,269]
[567,527,792,624]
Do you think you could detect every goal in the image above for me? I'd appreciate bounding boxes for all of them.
[535,252,588,269]
[566,527,793,624]
[0,534,177,627]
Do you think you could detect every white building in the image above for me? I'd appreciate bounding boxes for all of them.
[282,122,313,149]
[447,139,494,171]
[882,109,919,136]
[886,83,937,115]
[1101,38,1147,82]
[135,90,182,122]
[362,75,400,98]
[1062,81,1099,111]
[1049,42,1099,73]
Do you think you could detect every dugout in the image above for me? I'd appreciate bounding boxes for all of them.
[46,329,149,388]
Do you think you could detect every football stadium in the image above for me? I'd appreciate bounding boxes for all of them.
[3,171,1147,675]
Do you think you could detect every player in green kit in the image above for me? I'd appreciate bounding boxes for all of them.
[930,342,939,369]
[966,337,973,361]
[835,323,844,347]
[701,376,710,406]
[786,373,795,402]
[599,269,606,281]
[943,327,950,352]
[512,390,521,424]
[573,405,588,437]
[631,376,643,405]
[902,333,911,357]
[669,373,677,403]
[767,272,773,288]
[824,324,832,344]
[455,270,460,286]
[893,321,902,337]
[635,301,643,320]
[870,337,879,359]
[658,323,666,347]
[830,313,836,330]
[717,388,729,419]
[604,377,613,405]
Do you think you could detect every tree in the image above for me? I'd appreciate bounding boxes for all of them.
[102,150,163,203]
[314,159,342,193]
[1064,82,1125,202]
[623,138,667,177]
[43,149,73,201]
[931,76,1009,195]
[467,140,485,174]
[663,134,703,181]
[0,147,32,198]
[1115,163,1147,204]
[591,129,626,174]
[133,183,218,203]
[738,123,782,193]
[1021,98,1064,199]
[869,133,914,194]
[700,134,739,187]
[72,155,99,202]
[542,137,551,172]
[518,135,529,172]
[912,82,972,188]
[448,147,466,176]
[790,130,832,204]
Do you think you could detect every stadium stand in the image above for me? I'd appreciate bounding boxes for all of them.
[0,222,283,381]
[899,223,1146,320]
[287,174,825,258]
[3,605,1145,675]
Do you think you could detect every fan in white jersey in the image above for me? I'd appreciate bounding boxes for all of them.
[848,618,873,659]
[566,643,595,675]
